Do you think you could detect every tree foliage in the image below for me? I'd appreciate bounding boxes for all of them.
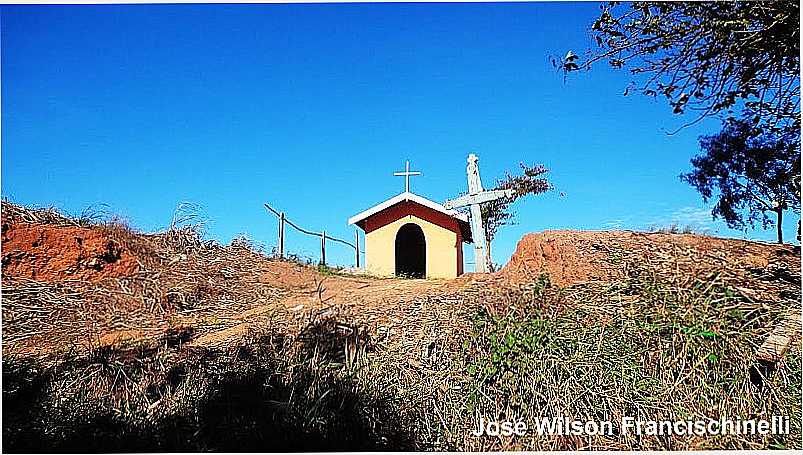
[562,1,800,136]
[481,163,552,254]
[681,119,800,243]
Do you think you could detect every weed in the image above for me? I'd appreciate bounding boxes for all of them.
[455,268,801,450]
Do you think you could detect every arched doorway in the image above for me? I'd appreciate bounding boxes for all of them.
[395,223,426,278]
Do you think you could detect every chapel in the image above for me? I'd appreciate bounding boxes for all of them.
[348,162,472,279]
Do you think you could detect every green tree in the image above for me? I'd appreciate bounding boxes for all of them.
[561,1,800,136]
[681,120,800,243]
[481,163,552,269]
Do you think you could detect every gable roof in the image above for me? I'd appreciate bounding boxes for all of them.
[348,191,469,226]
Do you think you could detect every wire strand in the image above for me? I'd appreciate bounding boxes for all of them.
[264,202,357,250]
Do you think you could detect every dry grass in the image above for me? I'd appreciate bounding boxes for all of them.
[447,270,801,450]
[2,201,800,451]
[3,320,417,451]
[2,200,86,227]
[1,201,289,360]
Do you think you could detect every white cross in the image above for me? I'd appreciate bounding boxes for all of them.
[393,160,422,193]
[444,153,514,273]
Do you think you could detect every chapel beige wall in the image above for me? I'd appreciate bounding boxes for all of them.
[364,215,458,279]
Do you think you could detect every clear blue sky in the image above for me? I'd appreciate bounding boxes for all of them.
[2,3,797,269]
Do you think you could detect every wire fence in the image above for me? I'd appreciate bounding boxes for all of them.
[263,202,361,267]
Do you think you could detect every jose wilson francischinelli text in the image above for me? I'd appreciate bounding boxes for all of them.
[472,415,791,437]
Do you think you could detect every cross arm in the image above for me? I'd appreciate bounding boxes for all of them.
[443,188,514,209]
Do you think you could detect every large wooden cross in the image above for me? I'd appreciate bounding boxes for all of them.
[444,153,513,273]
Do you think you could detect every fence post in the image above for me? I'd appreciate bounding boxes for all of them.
[278,212,285,258]
[320,230,326,266]
[355,230,360,268]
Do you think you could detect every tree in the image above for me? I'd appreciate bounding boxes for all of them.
[480,163,552,269]
[561,1,800,137]
[681,119,800,243]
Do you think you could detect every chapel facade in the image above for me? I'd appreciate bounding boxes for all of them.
[348,191,472,279]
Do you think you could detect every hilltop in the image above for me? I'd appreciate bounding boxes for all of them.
[2,201,800,451]
[502,229,799,301]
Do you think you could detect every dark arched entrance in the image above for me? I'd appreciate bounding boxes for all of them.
[395,223,426,278]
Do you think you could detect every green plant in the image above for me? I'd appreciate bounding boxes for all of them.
[456,264,800,450]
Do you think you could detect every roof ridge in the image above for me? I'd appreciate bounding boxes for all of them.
[347,191,469,226]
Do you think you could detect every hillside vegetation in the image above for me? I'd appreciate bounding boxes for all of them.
[1,201,800,451]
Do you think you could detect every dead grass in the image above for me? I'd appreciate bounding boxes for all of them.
[2,201,800,451]
[2,318,417,451]
[437,268,801,450]
[1,201,290,360]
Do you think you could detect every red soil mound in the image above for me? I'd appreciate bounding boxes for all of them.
[500,230,614,286]
[2,222,140,283]
[500,230,800,292]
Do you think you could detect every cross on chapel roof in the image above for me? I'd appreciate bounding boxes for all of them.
[393,160,421,192]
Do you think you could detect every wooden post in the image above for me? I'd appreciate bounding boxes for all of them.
[756,308,801,363]
[278,212,285,258]
[355,230,360,268]
[443,154,514,273]
[776,207,783,244]
[320,230,326,266]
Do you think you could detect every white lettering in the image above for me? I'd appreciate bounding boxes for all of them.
[514,420,527,436]
[471,415,485,436]
[486,420,500,436]
[535,417,559,435]
[500,421,514,437]
[622,416,635,435]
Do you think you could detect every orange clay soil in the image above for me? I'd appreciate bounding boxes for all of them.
[500,229,799,292]
[1,222,140,283]
[499,230,613,286]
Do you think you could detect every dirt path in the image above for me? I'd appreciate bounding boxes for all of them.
[186,271,474,348]
[2,251,483,361]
